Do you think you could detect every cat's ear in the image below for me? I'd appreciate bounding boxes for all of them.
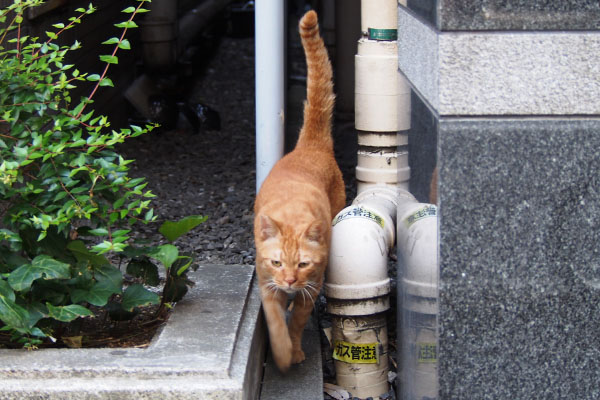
[259,215,280,241]
[304,221,325,245]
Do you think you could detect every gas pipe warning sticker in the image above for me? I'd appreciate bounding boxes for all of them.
[333,340,380,364]
[404,205,437,228]
[417,342,438,363]
[332,206,385,228]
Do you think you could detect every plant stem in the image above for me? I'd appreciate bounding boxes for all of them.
[76,2,146,119]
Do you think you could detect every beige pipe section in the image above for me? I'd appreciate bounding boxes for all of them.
[361,0,398,33]
[354,7,411,192]
[332,315,390,399]
[356,133,410,193]
[355,39,410,132]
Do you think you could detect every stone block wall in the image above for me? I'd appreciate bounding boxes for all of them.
[398,1,600,398]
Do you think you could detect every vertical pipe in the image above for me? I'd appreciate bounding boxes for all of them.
[326,187,399,399]
[255,0,285,193]
[397,201,439,400]
[354,1,407,194]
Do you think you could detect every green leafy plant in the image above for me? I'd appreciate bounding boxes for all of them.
[0,0,206,348]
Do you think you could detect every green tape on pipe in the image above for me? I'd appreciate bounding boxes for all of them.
[368,28,397,41]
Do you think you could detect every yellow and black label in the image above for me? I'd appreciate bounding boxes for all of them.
[332,340,379,364]
[332,206,385,228]
[404,205,437,228]
[417,342,437,363]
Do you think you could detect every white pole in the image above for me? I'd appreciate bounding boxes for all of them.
[255,0,285,193]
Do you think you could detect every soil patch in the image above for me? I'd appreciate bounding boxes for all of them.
[0,303,167,349]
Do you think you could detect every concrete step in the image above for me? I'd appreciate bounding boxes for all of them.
[0,264,266,399]
[260,313,324,400]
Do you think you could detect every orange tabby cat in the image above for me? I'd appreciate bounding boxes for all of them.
[253,10,346,372]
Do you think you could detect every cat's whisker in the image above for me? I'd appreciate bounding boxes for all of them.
[265,280,283,299]
[304,281,319,294]
[299,286,315,307]
[303,282,319,307]
[299,287,307,306]
[306,288,316,307]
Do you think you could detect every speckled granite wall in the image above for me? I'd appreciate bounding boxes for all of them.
[407,92,437,204]
[398,1,600,398]
[406,0,600,30]
[438,118,600,399]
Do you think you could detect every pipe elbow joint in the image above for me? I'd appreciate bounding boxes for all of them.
[325,187,403,315]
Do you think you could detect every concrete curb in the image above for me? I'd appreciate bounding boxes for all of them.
[0,264,265,400]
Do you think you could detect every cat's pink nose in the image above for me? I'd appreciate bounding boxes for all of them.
[285,277,297,285]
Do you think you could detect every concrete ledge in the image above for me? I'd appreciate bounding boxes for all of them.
[397,6,600,116]
[0,264,266,400]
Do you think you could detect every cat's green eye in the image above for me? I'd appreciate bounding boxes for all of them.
[298,262,309,268]
[271,260,282,267]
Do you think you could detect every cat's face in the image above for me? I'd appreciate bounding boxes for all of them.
[255,215,329,297]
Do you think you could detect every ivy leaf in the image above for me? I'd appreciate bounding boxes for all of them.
[158,215,207,242]
[148,244,178,269]
[163,275,190,304]
[93,264,123,295]
[71,281,115,307]
[0,280,15,301]
[126,257,160,286]
[8,255,71,292]
[0,296,33,334]
[175,256,193,277]
[46,303,93,322]
[121,284,159,312]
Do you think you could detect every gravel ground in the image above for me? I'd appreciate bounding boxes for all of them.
[118,35,258,266]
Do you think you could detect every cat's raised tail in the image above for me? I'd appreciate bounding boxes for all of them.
[296,10,335,151]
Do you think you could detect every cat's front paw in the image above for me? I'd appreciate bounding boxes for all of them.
[273,351,292,372]
[291,347,306,364]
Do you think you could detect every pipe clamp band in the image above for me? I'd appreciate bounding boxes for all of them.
[368,28,397,41]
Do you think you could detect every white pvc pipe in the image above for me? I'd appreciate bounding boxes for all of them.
[255,0,285,193]
[397,200,439,400]
[324,1,402,397]
[361,0,397,34]
[326,186,400,399]
[326,186,399,308]
[355,39,410,132]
